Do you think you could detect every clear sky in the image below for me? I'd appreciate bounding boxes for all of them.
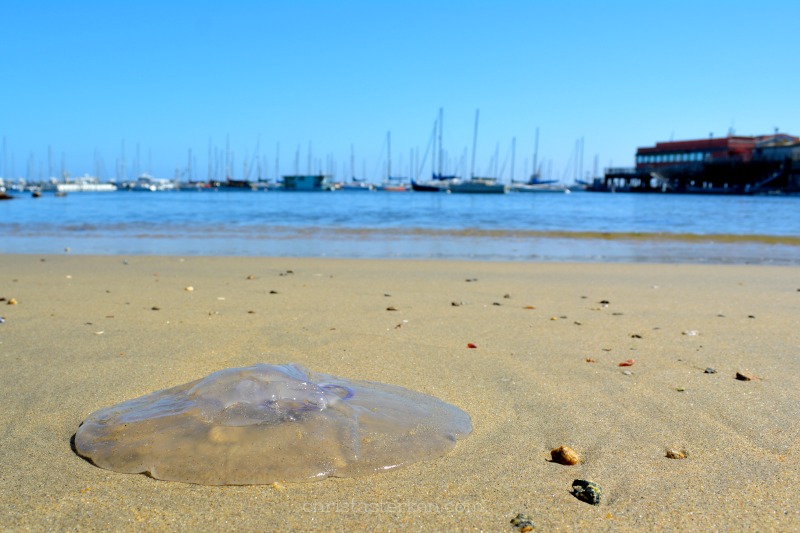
[2,0,798,184]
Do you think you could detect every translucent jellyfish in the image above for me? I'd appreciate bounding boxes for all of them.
[74,363,472,485]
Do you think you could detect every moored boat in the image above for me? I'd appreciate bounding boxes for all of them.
[56,174,117,192]
[281,175,334,191]
[449,177,507,194]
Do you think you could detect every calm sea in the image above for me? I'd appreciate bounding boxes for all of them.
[2,190,799,264]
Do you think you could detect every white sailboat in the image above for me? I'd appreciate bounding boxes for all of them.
[449,109,507,194]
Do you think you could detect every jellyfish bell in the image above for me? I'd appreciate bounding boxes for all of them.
[74,363,471,485]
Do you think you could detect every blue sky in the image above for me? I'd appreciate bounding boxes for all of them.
[2,0,798,183]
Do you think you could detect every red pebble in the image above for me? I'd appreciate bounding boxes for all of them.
[618,359,635,366]
[467,343,477,349]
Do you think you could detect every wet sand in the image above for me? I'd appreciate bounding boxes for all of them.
[1,254,798,530]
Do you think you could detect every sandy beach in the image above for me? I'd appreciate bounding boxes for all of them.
[1,254,798,531]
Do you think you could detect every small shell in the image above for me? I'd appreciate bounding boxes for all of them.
[510,513,535,532]
[665,449,687,459]
[572,479,602,505]
[618,359,635,367]
[550,445,581,465]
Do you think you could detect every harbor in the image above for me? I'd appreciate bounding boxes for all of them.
[3,131,800,197]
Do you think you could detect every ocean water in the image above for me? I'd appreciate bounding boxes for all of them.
[1,189,799,264]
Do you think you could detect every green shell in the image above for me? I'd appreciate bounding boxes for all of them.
[572,479,602,505]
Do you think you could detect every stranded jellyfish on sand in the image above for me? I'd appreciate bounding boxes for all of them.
[74,363,472,485]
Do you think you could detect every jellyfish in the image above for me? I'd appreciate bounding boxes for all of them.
[74,363,472,485]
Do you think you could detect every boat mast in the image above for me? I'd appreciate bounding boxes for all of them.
[275,142,280,180]
[2,136,6,180]
[225,135,230,179]
[120,140,126,183]
[494,142,500,178]
[135,143,141,178]
[350,144,355,179]
[207,138,212,182]
[471,109,479,179]
[437,107,443,177]
[511,137,516,182]
[533,127,539,180]
[387,131,392,180]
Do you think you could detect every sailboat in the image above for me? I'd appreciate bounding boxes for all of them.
[411,108,459,192]
[449,109,507,194]
[376,132,409,191]
[511,128,569,193]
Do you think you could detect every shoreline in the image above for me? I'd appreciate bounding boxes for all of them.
[2,227,800,265]
[1,255,798,530]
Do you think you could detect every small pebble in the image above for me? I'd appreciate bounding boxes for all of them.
[510,513,535,532]
[572,479,602,505]
[467,343,477,349]
[184,286,194,292]
[618,359,635,367]
[7,298,17,306]
[269,290,279,294]
[451,301,462,307]
[676,386,686,392]
[666,449,687,459]
[386,306,398,311]
[682,330,698,336]
[736,371,756,381]
[0,317,5,324]
[550,445,581,465]
[704,367,717,374]
[622,370,633,376]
